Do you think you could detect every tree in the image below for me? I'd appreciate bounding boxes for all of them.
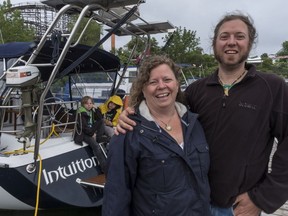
[67,15,102,47]
[0,1,35,43]
[161,26,201,64]
[115,36,161,65]
[260,53,273,69]
[275,41,288,67]
[254,52,288,78]
[277,41,288,56]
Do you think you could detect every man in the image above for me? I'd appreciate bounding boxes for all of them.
[116,12,288,215]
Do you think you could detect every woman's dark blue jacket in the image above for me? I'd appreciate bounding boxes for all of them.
[102,102,211,216]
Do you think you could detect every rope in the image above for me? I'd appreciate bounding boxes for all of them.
[34,154,42,216]
[3,124,59,155]
[3,149,42,216]
[40,123,59,145]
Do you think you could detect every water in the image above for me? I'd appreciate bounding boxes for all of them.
[0,207,102,216]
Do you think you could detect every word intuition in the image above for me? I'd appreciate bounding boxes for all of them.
[42,157,98,185]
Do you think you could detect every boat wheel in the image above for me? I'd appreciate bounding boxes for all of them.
[33,97,70,134]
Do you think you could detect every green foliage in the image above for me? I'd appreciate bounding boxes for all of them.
[162,26,201,63]
[115,37,160,66]
[1,1,287,79]
[0,1,35,43]
[271,62,288,78]
[67,15,102,47]
[160,27,218,77]
[277,41,288,56]
[253,55,288,78]
[114,25,219,79]
[51,77,68,93]
[114,24,288,78]
[256,62,288,78]
[276,41,288,66]
[261,56,273,70]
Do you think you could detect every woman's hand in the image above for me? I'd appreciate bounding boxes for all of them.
[115,107,136,135]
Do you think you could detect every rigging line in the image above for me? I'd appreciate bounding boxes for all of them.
[34,154,42,216]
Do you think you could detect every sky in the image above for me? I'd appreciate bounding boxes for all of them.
[5,0,288,56]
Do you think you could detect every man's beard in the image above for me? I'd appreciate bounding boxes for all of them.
[214,51,249,69]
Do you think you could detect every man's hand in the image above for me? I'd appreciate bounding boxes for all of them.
[115,107,136,135]
[233,193,261,216]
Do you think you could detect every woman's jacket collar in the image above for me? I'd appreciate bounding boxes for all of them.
[138,100,188,121]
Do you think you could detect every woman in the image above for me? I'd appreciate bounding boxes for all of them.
[102,55,211,216]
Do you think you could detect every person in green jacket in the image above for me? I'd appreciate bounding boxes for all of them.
[74,96,106,173]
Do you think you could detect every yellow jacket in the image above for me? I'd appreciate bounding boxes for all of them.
[98,95,123,127]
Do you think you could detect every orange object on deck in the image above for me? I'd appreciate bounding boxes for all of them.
[123,95,130,109]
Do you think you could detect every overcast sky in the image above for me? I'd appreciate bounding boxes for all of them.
[5,0,288,56]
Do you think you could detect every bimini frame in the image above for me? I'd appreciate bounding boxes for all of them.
[3,0,174,168]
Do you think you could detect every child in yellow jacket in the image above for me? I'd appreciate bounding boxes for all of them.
[98,95,123,137]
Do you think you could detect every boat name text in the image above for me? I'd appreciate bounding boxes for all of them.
[42,157,98,185]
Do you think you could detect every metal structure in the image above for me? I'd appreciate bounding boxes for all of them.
[11,2,70,40]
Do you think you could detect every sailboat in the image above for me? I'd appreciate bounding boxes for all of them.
[0,0,174,211]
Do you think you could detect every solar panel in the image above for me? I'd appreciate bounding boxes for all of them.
[106,21,175,36]
[41,0,144,10]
